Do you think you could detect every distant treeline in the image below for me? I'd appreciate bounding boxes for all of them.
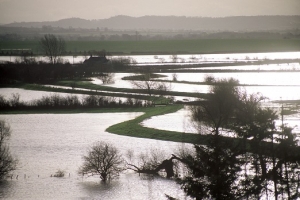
[0,93,153,111]
[0,58,130,84]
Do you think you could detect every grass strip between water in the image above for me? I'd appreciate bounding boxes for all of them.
[106,105,300,157]
[106,104,208,144]
[2,103,299,156]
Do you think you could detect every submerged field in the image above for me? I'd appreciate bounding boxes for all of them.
[1,50,300,199]
[1,39,300,55]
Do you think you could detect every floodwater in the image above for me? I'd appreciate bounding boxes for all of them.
[155,72,300,101]
[1,51,300,199]
[2,52,300,101]
[142,107,300,136]
[0,113,190,200]
[94,71,300,101]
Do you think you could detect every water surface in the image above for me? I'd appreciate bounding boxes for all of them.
[0,113,189,200]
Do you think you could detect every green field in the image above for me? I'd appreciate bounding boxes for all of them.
[1,39,300,55]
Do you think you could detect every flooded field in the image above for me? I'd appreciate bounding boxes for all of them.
[1,51,300,199]
[0,113,189,200]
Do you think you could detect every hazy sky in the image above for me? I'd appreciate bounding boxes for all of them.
[0,0,299,24]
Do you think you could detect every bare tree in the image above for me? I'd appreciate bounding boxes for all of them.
[40,34,66,64]
[78,142,124,182]
[98,73,115,84]
[130,73,171,97]
[125,148,180,178]
[170,54,178,63]
[0,120,17,180]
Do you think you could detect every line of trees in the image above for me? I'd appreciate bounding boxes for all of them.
[0,61,130,84]
[0,62,75,84]
[0,93,154,111]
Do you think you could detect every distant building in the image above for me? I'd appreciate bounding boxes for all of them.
[83,55,109,65]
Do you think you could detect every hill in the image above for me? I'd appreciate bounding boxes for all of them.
[3,15,300,31]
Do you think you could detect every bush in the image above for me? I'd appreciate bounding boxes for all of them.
[53,169,65,177]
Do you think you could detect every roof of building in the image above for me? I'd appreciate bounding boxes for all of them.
[83,55,109,64]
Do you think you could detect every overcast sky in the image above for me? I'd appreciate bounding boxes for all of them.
[0,0,299,24]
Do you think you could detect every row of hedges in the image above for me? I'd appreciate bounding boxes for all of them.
[0,93,154,111]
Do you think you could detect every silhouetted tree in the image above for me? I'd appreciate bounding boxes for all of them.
[98,73,115,84]
[78,142,124,182]
[276,126,300,199]
[180,78,243,199]
[182,77,300,199]
[0,120,17,180]
[39,34,66,64]
[234,98,278,198]
[189,77,240,136]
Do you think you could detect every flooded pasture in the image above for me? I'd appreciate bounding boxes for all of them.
[0,113,190,200]
[1,51,300,199]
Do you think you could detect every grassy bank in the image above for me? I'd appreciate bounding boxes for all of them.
[1,39,300,55]
[106,104,204,143]
[106,104,300,157]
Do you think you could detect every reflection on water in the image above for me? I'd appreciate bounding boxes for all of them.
[0,113,189,200]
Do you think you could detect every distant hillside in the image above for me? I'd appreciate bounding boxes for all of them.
[3,15,300,31]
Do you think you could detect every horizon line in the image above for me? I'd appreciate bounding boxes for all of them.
[2,14,300,25]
